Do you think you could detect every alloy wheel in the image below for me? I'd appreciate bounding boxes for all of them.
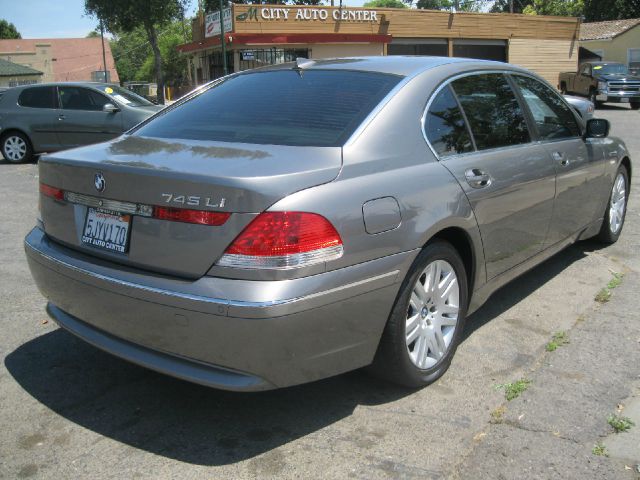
[3,136,27,162]
[609,172,627,234]
[405,259,459,369]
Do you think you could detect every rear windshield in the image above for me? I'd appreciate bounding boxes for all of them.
[134,69,403,147]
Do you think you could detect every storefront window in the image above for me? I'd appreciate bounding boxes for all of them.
[238,48,310,71]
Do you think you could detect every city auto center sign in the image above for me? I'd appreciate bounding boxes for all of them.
[237,6,381,22]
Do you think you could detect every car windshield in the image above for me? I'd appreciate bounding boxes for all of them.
[133,69,403,147]
[101,85,154,107]
[593,64,628,75]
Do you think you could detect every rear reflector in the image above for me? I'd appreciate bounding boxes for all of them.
[153,206,230,226]
[39,183,64,201]
[217,211,343,270]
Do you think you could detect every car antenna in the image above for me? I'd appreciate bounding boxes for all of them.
[293,57,315,77]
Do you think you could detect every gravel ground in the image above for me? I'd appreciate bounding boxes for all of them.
[0,106,638,479]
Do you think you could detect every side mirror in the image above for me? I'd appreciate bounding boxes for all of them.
[103,103,120,113]
[585,118,610,138]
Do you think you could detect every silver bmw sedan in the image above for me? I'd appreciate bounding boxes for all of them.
[25,57,631,391]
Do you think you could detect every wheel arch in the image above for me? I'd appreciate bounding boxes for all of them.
[621,156,632,186]
[1,128,34,150]
[425,226,478,301]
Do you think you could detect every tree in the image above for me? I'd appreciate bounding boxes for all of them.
[364,0,407,7]
[86,30,101,38]
[136,20,191,86]
[415,0,491,11]
[490,0,525,13]
[85,0,188,104]
[584,0,640,21]
[110,27,152,83]
[521,0,584,16]
[0,19,21,39]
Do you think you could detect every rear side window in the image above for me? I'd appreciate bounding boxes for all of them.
[424,86,473,157]
[134,70,402,147]
[18,87,57,109]
[512,75,581,140]
[451,74,530,151]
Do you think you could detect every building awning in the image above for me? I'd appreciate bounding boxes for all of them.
[177,33,392,53]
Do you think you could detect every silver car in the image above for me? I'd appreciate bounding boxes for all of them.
[0,83,162,163]
[564,94,595,120]
[25,57,631,391]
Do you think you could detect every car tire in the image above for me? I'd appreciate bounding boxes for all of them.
[597,165,629,244]
[368,240,468,388]
[588,90,603,109]
[631,102,640,110]
[560,84,567,95]
[1,131,33,164]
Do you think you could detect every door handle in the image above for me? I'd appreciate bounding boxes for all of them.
[58,114,65,121]
[552,151,570,166]
[464,168,492,189]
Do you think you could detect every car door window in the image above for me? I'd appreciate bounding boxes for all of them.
[451,74,530,151]
[18,87,57,109]
[580,64,591,76]
[512,75,581,141]
[424,85,474,157]
[59,87,110,111]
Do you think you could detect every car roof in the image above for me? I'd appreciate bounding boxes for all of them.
[253,56,527,77]
[8,82,119,91]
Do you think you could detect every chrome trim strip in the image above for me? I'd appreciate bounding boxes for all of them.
[64,191,153,217]
[25,239,398,312]
[216,245,344,270]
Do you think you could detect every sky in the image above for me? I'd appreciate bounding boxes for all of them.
[2,0,380,39]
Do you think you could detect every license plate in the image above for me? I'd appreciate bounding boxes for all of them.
[82,208,131,254]
[620,98,630,103]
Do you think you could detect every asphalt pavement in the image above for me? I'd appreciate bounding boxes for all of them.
[1,106,639,479]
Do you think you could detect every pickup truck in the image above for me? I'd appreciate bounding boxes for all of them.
[559,62,640,109]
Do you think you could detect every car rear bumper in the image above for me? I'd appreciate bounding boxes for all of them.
[25,227,415,390]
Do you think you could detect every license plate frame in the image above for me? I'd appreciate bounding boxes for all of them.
[620,97,630,103]
[81,207,131,254]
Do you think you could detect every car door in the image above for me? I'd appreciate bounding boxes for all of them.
[56,86,123,148]
[15,86,62,151]
[510,74,607,246]
[424,73,557,280]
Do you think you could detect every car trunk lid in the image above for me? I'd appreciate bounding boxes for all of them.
[38,135,342,278]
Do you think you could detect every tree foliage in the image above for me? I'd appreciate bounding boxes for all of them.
[490,0,525,13]
[415,0,490,11]
[521,0,584,16]
[0,19,21,39]
[364,0,408,7]
[584,0,640,21]
[85,0,189,104]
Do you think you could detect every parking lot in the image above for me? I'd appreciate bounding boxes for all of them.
[1,107,639,479]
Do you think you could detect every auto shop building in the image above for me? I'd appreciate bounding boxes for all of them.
[177,5,581,88]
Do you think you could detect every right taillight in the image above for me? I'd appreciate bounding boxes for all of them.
[216,211,343,270]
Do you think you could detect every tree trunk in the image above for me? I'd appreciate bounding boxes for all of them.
[146,23,165,105]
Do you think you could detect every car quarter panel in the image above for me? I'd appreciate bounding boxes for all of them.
[266,65,486,292]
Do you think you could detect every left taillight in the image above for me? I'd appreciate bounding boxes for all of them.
[39,183,64,201]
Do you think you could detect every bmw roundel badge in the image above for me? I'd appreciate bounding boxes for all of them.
[94,172,106,193]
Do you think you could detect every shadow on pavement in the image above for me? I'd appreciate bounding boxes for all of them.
[464,241,594,340]
[5,240,599,466]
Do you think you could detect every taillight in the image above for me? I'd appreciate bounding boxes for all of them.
[217,211,343,269]
[153,206,230,226]
[39,183,64,201]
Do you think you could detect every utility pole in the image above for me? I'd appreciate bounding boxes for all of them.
[99,19,108,83]
[510,0,514,13]
[219,0,228,76]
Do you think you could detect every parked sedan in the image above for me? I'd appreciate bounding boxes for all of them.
[25,57,631,391]
[0,83,162,163]
[564,94,595,120]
